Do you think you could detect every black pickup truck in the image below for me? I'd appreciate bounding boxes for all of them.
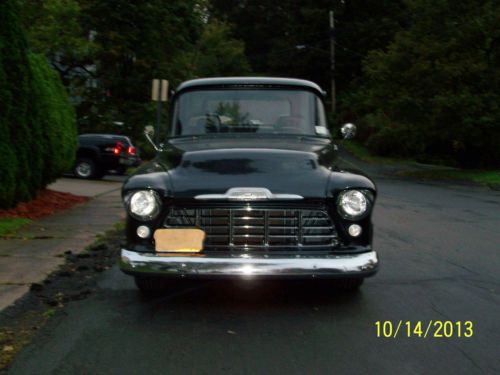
[119,77,378,292]
[73,134,141,179]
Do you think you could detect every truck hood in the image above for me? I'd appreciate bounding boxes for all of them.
[159,136,335,199]
[123,136,376,201]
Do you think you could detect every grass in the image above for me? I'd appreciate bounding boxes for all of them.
[113,220,126,231]
[125,167,137,175]
[342,140,500,189]
[0,218,31,237]
[82,220,125,253]
[341,140,416,165]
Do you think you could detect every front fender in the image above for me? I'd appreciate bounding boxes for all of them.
[325,171,377,247]
[122,160,174,199]
[326,170,376,198]
[121,160,174,251]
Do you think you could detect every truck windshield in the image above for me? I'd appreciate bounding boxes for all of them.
[172,89,328,136]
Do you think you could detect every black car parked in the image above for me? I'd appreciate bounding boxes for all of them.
[74,134,141,179]
[119,77,378,292]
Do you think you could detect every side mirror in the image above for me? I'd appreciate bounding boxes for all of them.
[144,125,161,151]
[340,123,357,139]
[144,125,154,136]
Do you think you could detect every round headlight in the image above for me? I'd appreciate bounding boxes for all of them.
[129,190,160,221]
[338,190,368,219]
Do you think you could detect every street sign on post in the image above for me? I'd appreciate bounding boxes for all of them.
[151,79,169,144]
[151,79,168,102]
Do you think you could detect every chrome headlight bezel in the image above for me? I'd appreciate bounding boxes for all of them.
[127,190,161,221]
[337,189,371,220]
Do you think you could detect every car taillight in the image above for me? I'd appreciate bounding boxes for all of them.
[113,142,123,155]
[127,146,136,156]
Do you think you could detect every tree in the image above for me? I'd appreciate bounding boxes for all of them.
[74,0,205,137]
[349,0,500,168]
[21,0,95,86]
[72,1,251,139]
[210,0,406,94]
[183,20,251,77]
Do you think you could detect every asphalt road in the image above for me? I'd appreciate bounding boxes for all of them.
[8,172,500,374]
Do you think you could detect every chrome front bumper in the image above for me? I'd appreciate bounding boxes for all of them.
[119,249,379,278]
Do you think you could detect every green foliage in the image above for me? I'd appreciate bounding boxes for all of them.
[75,0,204,138]
[22,0,94,59]
[0,36,17,207]
[345,0,500,168]
[70,1,251,139]
[29,53,78,185]
[9,0,498,171]
[211,0,499,168]
[187,20,251,77]
[210,0,406,93]
[0,0,33,206]
[21,0,96,96]
[0,1,77,208]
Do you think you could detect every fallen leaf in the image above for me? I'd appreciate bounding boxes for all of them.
[3,345,14,352]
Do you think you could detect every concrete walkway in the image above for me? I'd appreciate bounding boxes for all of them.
[0,177,125,311]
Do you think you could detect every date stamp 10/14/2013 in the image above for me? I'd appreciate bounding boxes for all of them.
[375,321,474,339]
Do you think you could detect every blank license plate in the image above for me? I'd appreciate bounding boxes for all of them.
[154,228,205,253]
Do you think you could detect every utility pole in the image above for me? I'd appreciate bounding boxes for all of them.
[329,10,336,114]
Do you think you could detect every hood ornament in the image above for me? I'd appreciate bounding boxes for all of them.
[195,187,303,201]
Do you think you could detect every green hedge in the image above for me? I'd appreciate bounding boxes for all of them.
[0,0,76,208]
[29,53,77,186]
[0,0,30,207]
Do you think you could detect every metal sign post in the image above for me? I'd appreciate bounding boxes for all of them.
[151,79,169,144]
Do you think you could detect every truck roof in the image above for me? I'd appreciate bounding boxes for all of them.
[175,77,325,96]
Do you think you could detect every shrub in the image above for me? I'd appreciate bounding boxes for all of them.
[0,0,31,207]
[0,53,17,207]
[0,1,77,208]
[29,53,77,185]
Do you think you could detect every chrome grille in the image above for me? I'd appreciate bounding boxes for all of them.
[164,207,339,252]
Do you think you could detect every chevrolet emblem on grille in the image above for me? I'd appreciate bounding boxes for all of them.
[195,187,303,201]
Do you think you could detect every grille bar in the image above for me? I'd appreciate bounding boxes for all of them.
[298,210,303,244]
[164,207,339,252]
[264,210,269,246]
